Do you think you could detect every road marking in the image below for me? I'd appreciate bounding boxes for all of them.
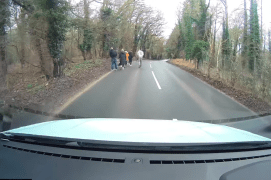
[150,64,152,68]
[152,71,161,90]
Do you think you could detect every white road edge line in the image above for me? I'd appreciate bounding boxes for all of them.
[152,71,161,90]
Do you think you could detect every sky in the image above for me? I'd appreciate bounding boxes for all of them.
[72,0,271,39]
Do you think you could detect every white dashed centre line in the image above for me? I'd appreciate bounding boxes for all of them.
[150,64,152,68]
[152,71,161,90]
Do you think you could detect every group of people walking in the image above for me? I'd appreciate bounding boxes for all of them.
[110,47,144,71]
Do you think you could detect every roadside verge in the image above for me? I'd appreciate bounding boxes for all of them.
[168,59,271,114]
[2,58,111,114]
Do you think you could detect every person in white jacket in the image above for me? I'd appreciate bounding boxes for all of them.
[137,49,144,68]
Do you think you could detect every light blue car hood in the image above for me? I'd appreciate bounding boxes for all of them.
[4,118,271,145]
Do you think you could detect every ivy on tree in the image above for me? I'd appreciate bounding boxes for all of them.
[38,0,69,77]
[191,40,209,68]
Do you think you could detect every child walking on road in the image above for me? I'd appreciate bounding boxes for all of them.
[125,51,129,67]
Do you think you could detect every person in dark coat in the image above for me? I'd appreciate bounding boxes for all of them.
[128,51,133,66]
[119,49,126,70]
[109,47,118,71]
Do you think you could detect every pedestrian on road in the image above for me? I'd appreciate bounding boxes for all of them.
[137,49,144,67]
[125,51,129,67]
[119,49,126,70]
[128,51,133,66]
[109,47,118,71]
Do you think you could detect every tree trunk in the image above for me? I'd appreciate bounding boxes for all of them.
[17,10,26,68]
[212,19,216,66]
[53,57,64,77]
[0,0,9,92]
[241,0,248,69]
[0,45,7,92]
[233,38,238,62]
[261,0,263,43]
[35,37,51,80]
[196,60,199,69]
[81,50,86,60]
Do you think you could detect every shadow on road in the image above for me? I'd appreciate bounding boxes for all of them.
[262,126,271,133]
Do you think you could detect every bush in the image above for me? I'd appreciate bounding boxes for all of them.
[191,40,209,63]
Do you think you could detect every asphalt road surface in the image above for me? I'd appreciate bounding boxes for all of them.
[61,60,255,121]
[2,59,271,139]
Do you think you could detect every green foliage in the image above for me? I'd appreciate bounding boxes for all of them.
[47,1,69,59]
[0,0,10,80]
[101,7,113,21]
[35,0,69,59]
[27,84,45,94]
[248,0,261,72]
[0,0,10,37]
[37,0,58,9]
[27,84,33,89]
[177,22,185,52]
[100,7,119,52]
[79,28,93,51]
[165,25,180,58]
[193,0,209,41]
[184,15,194,60]
[191,40,209,63]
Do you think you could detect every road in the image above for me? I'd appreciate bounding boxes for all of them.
[60,60,255,121]
[2,59,271,139]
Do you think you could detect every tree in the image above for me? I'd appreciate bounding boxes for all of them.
[176,21,185,58]
[78,0,93,60]
[191,40,209,69]
[10,0,69,79]
[220,0,231,69]
[241,0,248,64]
[165,26,180,58]
[13,6,27,69]
[194,0,210,41]
[221,16,231,69]
[45,0,69,77]
[0,0,10,92]
[209,3,223,67]
[184,13,194,60]
[248,0,260,73]
[174,0,211,63]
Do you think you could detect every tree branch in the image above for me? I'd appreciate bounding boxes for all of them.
[11,0,32,13]
[90,0,103,4]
